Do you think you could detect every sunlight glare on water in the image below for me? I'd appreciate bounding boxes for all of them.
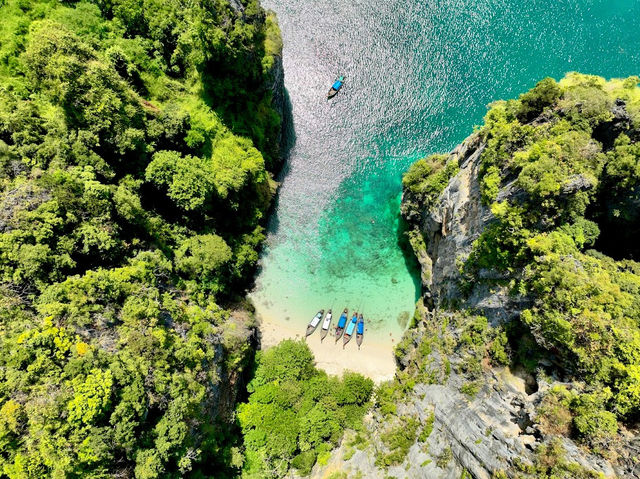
[251,0,640,343]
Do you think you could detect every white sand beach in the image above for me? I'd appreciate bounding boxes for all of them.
[257,310,398,383]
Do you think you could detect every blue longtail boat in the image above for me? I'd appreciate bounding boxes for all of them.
[343,312,358,348]
[334,309,349,343]
[327,76,345,99]
[356,314,364,349]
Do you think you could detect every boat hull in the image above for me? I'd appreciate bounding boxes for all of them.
[356,316,364,348]
[327,88,339,99]
[320,311,332,341]
[343,317,357,348]
[306,324,319,337]
[334,309,348,342]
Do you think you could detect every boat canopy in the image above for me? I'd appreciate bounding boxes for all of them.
[310,312,323,327]
[332,81,343,90]
[346,319,357,335]
[357,321,364,334]
[322,312,332,329]
[337,314,347,328]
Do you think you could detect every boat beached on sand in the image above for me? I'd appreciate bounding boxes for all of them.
[306,310,324,338]
[327,76,345,99]
[334,309,349,343]
[320,310,333,342]
[343,312,358,348]
[356,314,364,349]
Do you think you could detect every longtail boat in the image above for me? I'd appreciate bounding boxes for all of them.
[320,310,333,342]
[356,314,364,349]
[327,76,345,99]
[343,312,358,349]
[305,310,324,338]
[334,309,349,343]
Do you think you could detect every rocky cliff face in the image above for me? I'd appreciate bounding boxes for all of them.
[401,134,531,325]
[303,314,616,479]
[395,131,617,477]
[300,135,618,479]
[263,11,289,172]
[403,136,490,307]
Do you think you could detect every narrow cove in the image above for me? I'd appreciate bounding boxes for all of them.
[251,0,640,380]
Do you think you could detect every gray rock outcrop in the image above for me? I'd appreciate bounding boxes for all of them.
[303,133,622,478]
[402,134,530,325]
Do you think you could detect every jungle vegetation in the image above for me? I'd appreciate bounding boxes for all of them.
[237,340,373,478]
[0,0,287,476]
[405,72,640,454]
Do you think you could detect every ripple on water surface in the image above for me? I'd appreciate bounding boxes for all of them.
[250,0,640,365]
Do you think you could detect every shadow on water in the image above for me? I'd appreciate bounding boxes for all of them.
[265,87,297,238]
[276,88,297,181]
[250,87,296,286]
[396,211,423,304]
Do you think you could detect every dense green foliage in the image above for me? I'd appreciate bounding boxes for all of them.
[401,153,459,218]
[462,74,640,441]
[237,340,373,478]
[0,0,283,476]
[402,73,640,462]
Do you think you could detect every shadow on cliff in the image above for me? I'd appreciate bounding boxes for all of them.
[246,87,296,290]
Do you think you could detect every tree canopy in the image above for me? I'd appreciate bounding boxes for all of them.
[237,340,373,478]
[461,74,640,444]
[0,0,283,476]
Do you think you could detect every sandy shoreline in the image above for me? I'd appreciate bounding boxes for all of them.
[257,310,398,383]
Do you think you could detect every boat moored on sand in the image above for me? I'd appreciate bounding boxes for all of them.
[334,309,349,343]
[343,312,358,348]
[306,310,324,337]
[320,310,333,342]
[356,314,364,349]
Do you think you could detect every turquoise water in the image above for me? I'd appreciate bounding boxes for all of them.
[251,0,640,341]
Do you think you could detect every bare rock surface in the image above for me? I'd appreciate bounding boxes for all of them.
[304,134,622,478]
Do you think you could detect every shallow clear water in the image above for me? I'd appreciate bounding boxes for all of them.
[251,0,640,342]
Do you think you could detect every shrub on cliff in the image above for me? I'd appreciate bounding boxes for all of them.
[516,77,563,122]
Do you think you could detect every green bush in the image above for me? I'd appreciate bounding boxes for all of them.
[402,154,459,213]
[570,389,618,447]
[377,416,420,467]
[291,450,317,476]
[174,234,233,288]
[527,438,605,478]
[517,77,562,122]
[536,386,573,436]
[417,412,435,442]
[436,446,453,469]
[237,341,373,477]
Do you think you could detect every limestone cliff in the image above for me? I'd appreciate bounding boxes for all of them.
[304,73,640,479]
[302,136,617,479]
